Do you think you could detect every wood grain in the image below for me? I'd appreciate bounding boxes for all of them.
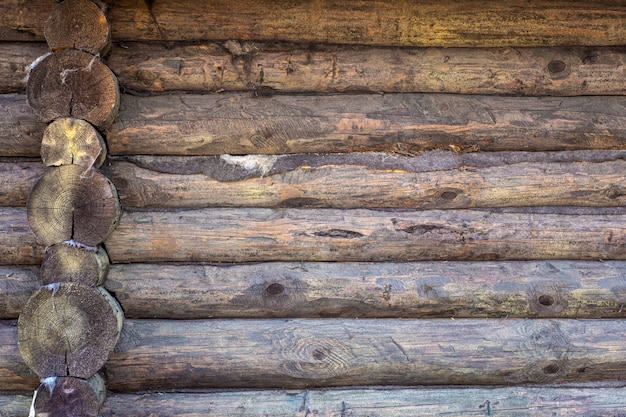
[104,208,626,263]
[5,92,626,156]
[0,95,47,157]
[0,207,43,266]
[8,151,626,209]
[4,318,626,390]
[107,93,626,155]
[103,154,626,209]
[7,42,626,96]
[4,1,626,47]
[3,261,626,320]
[3,385,626,417]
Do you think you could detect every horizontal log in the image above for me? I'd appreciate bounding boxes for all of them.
[6,206,626,264]
[3,260,626,320]
[106,154,626,209]
[105,208,626,263]
[4,1,626,47]
[106,93,626,155]
[0,95,46,157]
[7,43,626,96]
[5,93,626,156]
[4,385,626,417]
[4,318,626,391]
[9,152,626,209]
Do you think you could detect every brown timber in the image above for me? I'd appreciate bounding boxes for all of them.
[3,1,626,47]
[103,154,626,209]
[105,208,626,263]
[6,43,626,96]
[3,261,626,320]
[4,318,626,390]
[107,93,626,155]
[7,206,626,265]
[3,385,626,417]
[5,93,626,156]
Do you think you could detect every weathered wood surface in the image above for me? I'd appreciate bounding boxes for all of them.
[102,43,626,96]
[3,261,626,320]
[0,208,43,266]
[0,95,46,157]
[107,93,626,155]
[8,151,626,209]
[105,153,626,209]
[4,385,626,417]
[105,208,626,263]
[4,1,626,47]
[7,43,626,96]
[5,92,626,156]
[0,266,38,320]
[4,318,626,390]
[0,160,45,206]
[5,206,626,264]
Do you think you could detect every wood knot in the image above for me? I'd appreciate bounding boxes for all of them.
[265,282,285,296]
[547,60,566,74]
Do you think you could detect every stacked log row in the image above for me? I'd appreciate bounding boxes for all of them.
[2,1,626,416]
[16,1,123,416]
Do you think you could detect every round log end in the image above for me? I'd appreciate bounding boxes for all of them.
[27,164,121,247]
[41,243,110,286]
[26,49,120,130]
[44,0,111,56]
[30,374,105,417]
[18,282,124,379]
[42,118,107,169]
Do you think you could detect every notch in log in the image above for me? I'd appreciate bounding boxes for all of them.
[18,282,123,379]
[41,118,107,170]
[44,0,111,56]
[26,49,119,130]
[27,164,120,247]
[30,374,105,417]
[40,243,109,287]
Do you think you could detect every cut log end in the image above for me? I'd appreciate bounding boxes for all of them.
[27,165,121,247]
[26,49,120,130]
[41,243,110,287]
[41,118,107,169]
[18,282,124,379]
[30,374,105,417]
[44,0,111,56]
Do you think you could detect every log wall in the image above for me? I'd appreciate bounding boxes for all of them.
[2,1,626,415]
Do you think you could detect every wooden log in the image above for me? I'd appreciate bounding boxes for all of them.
[6,92,626,156]
[4,318,626,390]
[18,282,123,379]
[0,161,46,207]
[0,207,44,266]
[7,43,626,96]
[108,43,626,96]
[104,208,626,263]
[104,153,626,209]
[3,385,626,417]
[30,375,106,417]
[0,43,49,93]
[40,243,109,287]
[0,95,47,157]
[4,0,626,47]
[41,118,107,169]
[107,93,626,156]
[44,0,111,56]
[0,266,39,320]
[26,49,120,130]
[7,206,626,265]
[12,151,626,210]
[5,318,626,391]
[27,165,121,247]
[4,260,626,320]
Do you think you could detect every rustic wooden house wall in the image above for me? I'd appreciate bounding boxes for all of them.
[2,0,626,415]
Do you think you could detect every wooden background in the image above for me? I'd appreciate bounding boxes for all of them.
[2,1,626,415]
